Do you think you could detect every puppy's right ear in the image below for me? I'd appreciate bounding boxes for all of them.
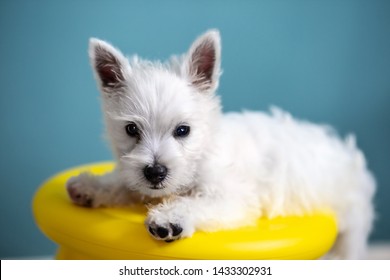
[89,38,128,93]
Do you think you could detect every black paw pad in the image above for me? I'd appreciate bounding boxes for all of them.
[156,227,169,239]
[170,223,183,237]
[148,226,156,236]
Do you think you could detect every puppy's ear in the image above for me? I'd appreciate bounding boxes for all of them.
[89,38,128,93]
[184,29,221,93]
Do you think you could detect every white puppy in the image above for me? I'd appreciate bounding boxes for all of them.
[67,30,375,259]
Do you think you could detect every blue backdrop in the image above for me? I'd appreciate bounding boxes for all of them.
[0,0,389,258]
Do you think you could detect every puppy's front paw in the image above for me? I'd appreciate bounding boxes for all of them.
[147,221,184,242]
[66,173,98,207]
[145,208,193,242]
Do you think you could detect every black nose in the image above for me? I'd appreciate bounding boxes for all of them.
[143,163,168,184]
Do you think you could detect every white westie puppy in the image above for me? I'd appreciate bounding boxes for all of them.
[67,29,375,259]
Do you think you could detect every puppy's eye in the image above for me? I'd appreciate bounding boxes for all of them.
[174,125,190,138]
[125,122,139,137]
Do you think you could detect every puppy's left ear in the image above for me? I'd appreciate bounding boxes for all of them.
[184,29,221,93]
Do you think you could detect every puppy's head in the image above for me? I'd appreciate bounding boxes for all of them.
[89,30,222,197]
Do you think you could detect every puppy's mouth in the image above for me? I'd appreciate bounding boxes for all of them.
[149,184,166,190]
[143,182,173,198]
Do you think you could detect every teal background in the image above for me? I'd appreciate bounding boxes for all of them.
[0,0,389,258]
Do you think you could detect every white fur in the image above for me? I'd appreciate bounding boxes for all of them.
[67,30,375,259]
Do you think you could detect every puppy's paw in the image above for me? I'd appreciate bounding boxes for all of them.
[66,173,99,207]
[147,222,183,242]
[145,209,193,242]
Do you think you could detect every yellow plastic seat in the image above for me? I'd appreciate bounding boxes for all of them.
[33,162,337,259]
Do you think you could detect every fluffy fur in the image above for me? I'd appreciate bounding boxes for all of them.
[66,30,375,259]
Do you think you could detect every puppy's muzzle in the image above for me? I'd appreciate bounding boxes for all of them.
[143,163,168,185]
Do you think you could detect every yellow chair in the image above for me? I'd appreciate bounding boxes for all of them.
[33,162,337,259]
